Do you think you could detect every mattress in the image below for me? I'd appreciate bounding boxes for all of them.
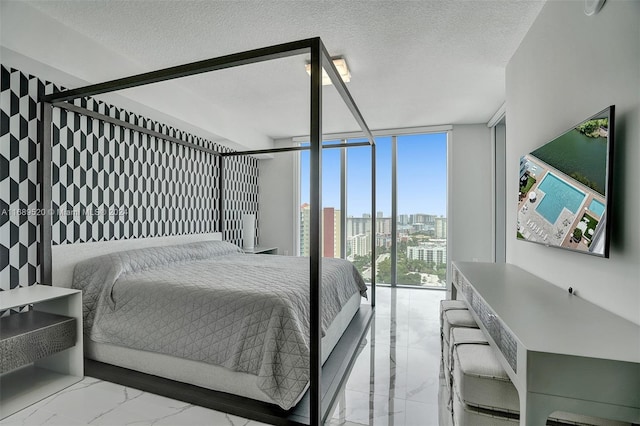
[86,292,361,407]
[73,240,367,410]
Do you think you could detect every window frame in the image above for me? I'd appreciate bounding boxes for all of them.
[296,126,452,288]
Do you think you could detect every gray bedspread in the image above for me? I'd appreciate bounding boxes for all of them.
[72,241,367,410]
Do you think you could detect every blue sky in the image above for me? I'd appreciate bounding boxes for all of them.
[301,132,447,217]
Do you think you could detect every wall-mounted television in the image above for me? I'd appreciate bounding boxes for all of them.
[517,106,614,257]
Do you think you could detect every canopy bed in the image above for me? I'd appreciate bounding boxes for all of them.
[38,38,377,426]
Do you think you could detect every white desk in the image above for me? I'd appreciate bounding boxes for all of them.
[451,261,640,425]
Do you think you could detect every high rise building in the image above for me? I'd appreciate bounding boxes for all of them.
[322,207,341,258]
[333,209,341,257]
[376,216,391,235]
[407,243,447,265]
[348,233,371,258]
[301,204,342,258]
[435,216,447,239]
[323,208,335,257]
[346,216,371,238]
[413,213,436,226]
[376,234,392,249]
[300,203,310,256]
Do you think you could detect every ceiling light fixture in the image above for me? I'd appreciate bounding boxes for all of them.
[305,57,351,85]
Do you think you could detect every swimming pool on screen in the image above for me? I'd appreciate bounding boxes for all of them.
[588,198,606,217]
[535,173,586,224]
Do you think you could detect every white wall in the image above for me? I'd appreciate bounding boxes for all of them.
[449,125,494,266]
[494,122,507,263]
[506,0,640,325]
[258,142,298,255]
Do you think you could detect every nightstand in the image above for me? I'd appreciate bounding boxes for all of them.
[0,285,83,419]
[243,246,278,255]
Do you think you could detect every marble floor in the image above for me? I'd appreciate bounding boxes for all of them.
[2,287,444,426]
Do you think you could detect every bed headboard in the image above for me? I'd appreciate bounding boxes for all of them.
[51,233,223,288]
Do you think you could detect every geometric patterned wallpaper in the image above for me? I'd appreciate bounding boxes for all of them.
[223,155,260,245]
[0,67,43,291]
[0,65,259,292]
[49,101,220,245]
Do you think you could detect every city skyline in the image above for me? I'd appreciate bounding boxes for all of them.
[300,133,447,217]
[299,204,448,286]
[299,205,447,253]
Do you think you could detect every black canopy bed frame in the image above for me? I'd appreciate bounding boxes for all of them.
[38,37,377,426]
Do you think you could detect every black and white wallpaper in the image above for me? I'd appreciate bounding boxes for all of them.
[0,67,43,292]
[0,65,259,292]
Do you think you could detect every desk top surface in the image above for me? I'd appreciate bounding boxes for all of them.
[453,262,640,364]
[0,285,80,311]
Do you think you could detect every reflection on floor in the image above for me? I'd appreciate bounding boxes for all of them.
[327,286,444,426]
[1,287,444,426]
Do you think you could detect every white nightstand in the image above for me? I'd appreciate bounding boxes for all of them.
[243,246,278,255]
[0,285,83,419]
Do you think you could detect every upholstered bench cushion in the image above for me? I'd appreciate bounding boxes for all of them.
[452,342,520,413]
[450,327,488,349]
[442,309,478,346]
[441,309,479,378]
[444,327,488,384]
[439,299,468,329]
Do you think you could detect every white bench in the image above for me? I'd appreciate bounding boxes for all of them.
[439,300,631,426]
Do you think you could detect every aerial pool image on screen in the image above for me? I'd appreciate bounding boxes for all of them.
[516,117,609,255]
[535,173,585,224]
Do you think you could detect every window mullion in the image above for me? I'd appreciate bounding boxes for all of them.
[340,142,347,259]
[391,135,398,287]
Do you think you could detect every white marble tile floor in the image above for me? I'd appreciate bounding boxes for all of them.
[327,287,444,426]
[1,287,444,426]
[0,378,269,426]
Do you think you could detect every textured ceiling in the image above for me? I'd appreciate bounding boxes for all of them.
[26,0,545,145]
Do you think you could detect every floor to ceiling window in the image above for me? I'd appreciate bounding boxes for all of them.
[345,142,373,280]
[299,140,343,259]
[372,137,392,284]
[299,131,448,288]
[395,133,448,286]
